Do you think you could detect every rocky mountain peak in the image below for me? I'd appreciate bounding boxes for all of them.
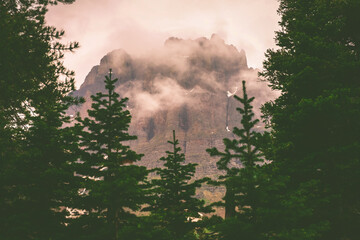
[70,36,278,200]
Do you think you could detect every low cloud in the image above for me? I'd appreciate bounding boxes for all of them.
[126,77,192,119]
[72,35,279,123]
[46,0,280,88]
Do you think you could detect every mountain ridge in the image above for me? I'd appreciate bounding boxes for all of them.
[69,35,277,201]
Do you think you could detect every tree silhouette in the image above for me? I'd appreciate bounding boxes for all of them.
[0,1,80,239]
[260,0,360,239]
[146,130,212,239]
[73,70,147,240]
[207,81,264,239]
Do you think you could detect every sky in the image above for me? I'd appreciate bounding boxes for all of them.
[46,0,280,89]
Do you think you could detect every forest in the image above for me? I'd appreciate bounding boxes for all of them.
[0,0,359,239]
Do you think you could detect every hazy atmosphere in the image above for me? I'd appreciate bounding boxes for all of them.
[46,0,280,88]
[4,0,358,239]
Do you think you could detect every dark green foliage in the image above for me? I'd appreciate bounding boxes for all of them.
[3,0,359,238]
[260,0,360,239]
[73,70,148,240]
[6,92,80,240]
[0,92,80,240]
[146,130,212,240]
[0,0,77,118]
[0,0,80,239]
[207,81,264,239]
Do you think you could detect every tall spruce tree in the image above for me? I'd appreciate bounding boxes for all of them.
[260,0,360,239]
[207,81,264,239]
[146,130,212,240]
[0,1,80,239]
[73,70,148,240]
[14,87,81,240]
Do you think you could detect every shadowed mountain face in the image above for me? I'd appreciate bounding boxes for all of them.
[70,35,277,190]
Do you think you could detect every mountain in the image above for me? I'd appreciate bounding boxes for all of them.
[69,34,277,201]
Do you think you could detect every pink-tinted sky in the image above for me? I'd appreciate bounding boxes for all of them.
[46,0,280,89]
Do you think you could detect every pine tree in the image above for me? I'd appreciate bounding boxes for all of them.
[260,0,360,239]
[15,89,81,239]
[0,0,77,124]
[73,70,148,240]
[207,81,264,239]
[0,88,81,240]
[146,130,212,240]
[0,1,80,239]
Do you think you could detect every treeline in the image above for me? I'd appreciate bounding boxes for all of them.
[1,0,359,240]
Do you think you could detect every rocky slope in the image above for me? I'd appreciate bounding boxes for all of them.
[69,34,277,201]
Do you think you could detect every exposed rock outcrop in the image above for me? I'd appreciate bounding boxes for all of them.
[70,35,277,202]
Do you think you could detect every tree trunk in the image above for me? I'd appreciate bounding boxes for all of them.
[225,187,236,219]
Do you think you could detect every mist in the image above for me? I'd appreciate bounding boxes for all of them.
[71,35,279,124]
[46,0,280,89]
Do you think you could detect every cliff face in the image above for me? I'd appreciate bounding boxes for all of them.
[70,35,277,192]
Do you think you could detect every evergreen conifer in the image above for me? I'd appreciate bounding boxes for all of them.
[0,1,80,239]
[146,130,212,240]
[260,1,360,239]
[207,81,264,239]
[74,70,148,240]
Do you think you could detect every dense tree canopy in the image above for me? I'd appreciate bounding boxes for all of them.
[2,0,359,239]
[0,1,79,239]
[0,0,77,116]
[260,0,360,239]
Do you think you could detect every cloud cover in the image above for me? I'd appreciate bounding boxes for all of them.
[46,0,280,88]
[71,35,279,124]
